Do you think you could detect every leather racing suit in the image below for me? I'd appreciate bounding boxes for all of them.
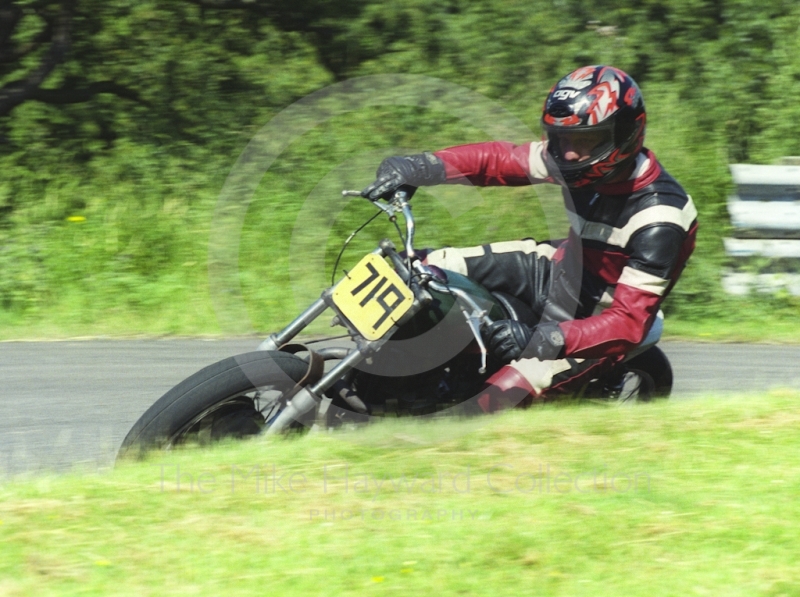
[424,141,698,409]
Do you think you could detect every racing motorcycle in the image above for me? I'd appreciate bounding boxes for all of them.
[118,188,672,457]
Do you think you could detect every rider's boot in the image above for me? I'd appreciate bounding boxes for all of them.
[475,366,543,413]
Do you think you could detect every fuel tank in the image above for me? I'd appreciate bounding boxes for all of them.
[353,270,506,378]
[392,269,506,340]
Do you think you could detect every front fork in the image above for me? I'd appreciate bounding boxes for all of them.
[257,297,328,353]
[258,247,425,435]
[257,242,499,434]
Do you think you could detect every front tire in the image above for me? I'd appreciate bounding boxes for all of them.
[117,351,309,459]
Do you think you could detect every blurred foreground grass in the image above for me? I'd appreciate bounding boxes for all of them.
[2,392,800,595]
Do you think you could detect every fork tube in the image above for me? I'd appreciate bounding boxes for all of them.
[258,297,327,351]
[308,347,369,396]
[264,346,370,435]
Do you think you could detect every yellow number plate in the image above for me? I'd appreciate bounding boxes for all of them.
[332,254,414,341]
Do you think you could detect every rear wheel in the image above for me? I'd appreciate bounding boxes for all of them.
[117,351,309,459]
[584,346,673,403]
[624,346,672,400]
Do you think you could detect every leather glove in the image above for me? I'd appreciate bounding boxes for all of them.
[361,152,446,201]
[484,319,566,363]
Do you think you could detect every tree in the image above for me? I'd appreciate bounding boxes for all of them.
[0,1,150,118]
[0,0,375,120]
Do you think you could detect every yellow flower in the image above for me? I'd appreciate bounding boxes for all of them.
[67,216,86,223]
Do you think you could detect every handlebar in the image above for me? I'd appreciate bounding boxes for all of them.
[342,187,494,372]
[342,187,419,260]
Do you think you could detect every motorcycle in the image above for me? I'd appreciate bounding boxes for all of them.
[118,188,672,457]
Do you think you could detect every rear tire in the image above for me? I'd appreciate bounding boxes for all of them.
[117,351,308,459]
[625,346,673,400]
[583,346,673,403]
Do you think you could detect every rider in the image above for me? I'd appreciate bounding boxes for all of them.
[361,65,697,411]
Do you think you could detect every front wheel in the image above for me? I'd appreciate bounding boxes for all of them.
[117,351,309,459]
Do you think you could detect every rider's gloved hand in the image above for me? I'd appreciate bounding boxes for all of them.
[484,320,566,363]
[361,152,446,201]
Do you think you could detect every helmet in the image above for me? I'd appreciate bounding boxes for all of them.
[541,65,646,188]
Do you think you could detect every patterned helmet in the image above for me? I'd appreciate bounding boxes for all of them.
[541,65,646,188]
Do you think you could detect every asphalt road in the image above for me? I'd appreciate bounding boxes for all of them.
[2,339,800,476]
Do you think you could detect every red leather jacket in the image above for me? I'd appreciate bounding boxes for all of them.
[433,141,698,360]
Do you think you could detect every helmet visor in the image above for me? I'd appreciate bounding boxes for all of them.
[545,125,615,167]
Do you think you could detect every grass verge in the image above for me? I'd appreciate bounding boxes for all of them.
[2,392,800,595]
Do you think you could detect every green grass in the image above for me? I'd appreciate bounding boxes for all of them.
[4,88,797,345]
[664,318,800,344]
[2,91,799,344]
[3,392,800,595]
[3,315,800,343]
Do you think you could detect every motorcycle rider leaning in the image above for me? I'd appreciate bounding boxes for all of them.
[362,65,697,412]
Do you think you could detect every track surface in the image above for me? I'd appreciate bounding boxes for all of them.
[2,339,799,475]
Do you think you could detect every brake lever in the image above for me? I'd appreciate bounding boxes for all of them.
[427,278,492,375]
[463,307,489,374]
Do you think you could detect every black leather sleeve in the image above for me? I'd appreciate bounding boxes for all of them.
[627,224,686,279]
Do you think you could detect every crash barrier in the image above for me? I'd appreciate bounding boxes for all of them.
[722,158,800,296]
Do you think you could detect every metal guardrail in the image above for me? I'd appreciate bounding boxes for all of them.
[723,159,800,295]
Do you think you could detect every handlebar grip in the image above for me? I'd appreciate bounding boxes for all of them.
[395,185,417,201]
[344,186,418,201]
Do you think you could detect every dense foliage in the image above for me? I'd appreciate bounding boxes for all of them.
[1,0,799,337]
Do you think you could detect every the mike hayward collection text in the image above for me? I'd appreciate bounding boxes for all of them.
[156,462,651,495]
